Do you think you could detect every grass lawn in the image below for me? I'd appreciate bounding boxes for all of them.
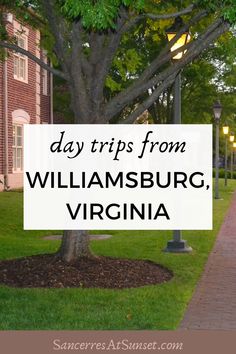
[0,179,235,330]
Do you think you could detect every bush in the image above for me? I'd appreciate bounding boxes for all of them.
[213,168,236,179]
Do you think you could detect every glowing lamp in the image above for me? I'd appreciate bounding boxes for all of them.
[166,16,191,60]
[223,126,229,135]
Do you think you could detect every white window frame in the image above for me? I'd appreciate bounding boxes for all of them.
[13,33,28,83]
[13,124,23,172]
[12,110,30,174]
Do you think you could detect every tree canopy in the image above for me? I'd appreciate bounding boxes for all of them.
[0,0,235,126]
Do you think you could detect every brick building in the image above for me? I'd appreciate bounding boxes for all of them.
[0,13,53,191]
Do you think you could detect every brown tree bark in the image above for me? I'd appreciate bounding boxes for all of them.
[59,230,91,263]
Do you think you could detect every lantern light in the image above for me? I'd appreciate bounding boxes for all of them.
[223,125,229,135]
[229,133,235,142]
[166,16,191,60]
[213,101,222,122]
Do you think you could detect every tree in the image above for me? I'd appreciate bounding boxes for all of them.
[0,0,235,263]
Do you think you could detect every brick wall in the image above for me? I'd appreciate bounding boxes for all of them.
[0,62,3,177]
[7,20,37,174]
[0,15,51,190]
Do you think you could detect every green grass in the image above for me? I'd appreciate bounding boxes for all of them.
[0,180,235,330]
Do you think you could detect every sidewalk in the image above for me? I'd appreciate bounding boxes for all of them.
[180,191,236,329]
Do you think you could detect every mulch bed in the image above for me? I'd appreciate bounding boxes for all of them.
[0,254,172,289]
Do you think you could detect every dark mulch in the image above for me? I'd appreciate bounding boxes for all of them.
[0,254,172,289]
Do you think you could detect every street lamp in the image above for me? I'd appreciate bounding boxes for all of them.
[229,133,234,143]
[213,101,222,199]
[164,17,192,253]
[166,16,191,60]
[223,124,229,186]
[223,126,229,135]
[233,142,236,176]
[166,16,191,125]
[230,133,235,179]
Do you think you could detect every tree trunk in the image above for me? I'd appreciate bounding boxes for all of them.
[59,230,92,263]
[58,83,98,263]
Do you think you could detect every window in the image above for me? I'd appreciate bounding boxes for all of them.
[42,50,48,95]
[14,35,28,82]
[13,125,23,172]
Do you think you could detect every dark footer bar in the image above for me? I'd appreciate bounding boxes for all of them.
[0,330,235,354]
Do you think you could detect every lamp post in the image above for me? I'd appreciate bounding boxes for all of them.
[223,124,229,186]
[213,101,222,199]
[233,142,236,175]
[229,133,235,179]
[166,17,190,122]
[164,17,192,253]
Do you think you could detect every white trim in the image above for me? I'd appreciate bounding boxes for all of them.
[12,109,30,124]
[11,109,30,174]
[5,13,13,24]
[12,124,23,173]
[13,20,29,37]
[13,34,28,83]
[13,54,28,83]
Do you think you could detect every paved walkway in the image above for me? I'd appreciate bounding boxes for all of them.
[180,191,236,330]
